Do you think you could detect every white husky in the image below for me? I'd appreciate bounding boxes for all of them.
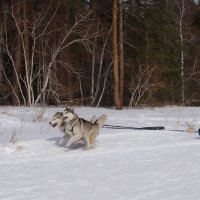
[49,112,74,146]
[62,107,107,149]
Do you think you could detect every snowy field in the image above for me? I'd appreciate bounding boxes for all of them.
[0,106,200,200]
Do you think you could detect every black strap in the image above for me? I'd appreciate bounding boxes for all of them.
[103,124,165,130]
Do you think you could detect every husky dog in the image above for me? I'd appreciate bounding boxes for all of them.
[49,112,74,145]
[62,107,107,149]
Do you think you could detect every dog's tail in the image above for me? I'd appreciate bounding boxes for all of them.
[95,114,107,128]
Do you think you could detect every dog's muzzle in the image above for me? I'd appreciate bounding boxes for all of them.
[49,122,57,128]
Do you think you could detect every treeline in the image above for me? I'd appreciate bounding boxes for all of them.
[0,0,200,108]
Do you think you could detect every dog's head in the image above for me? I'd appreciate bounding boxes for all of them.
[49,112,64,128]
[63,107,75,123]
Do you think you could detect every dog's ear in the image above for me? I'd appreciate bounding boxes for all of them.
[71,106,74,112]
[64,105,74,113]
[64,105,69,111]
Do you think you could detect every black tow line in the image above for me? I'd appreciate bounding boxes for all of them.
[103,124,200,135]
[103,124,165,130]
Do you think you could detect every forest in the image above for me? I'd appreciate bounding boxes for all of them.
[0,0,200,109]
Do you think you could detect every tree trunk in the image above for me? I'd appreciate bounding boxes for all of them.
[13,2,22,106]
[23,0,32,105]
[0,7,3,87]
[179,0,185,105]
[0,29,3,87]
[0,49,2,89]
[64,5,73,102]
[113,0,122,110]
[180,18,185,105]
[119,0,124,109]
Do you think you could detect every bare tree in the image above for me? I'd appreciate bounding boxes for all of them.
[90,26,112,107]
[0,16,3,88]
[179,0,185,105]
[184,54,200,105]
[119,0,124,108]
[13,1,22,105]
[2,1,97,106]
[172,0,200,105]
[172,0,186,105]
[113,0,122,109]
[129,58,161,107]
[96,60,113,107]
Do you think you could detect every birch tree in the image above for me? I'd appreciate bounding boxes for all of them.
[172,0,186,105]
[2,1,96,106]
[90,26,112,107]
[13,1,22,105]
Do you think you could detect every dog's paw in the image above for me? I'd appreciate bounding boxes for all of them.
[83,145,92,150]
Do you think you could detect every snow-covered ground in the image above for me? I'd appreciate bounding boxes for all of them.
[0,106,200,200]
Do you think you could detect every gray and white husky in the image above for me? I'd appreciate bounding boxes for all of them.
[49,112,74,146]
[49,108,107,149]
[62,107,107,149]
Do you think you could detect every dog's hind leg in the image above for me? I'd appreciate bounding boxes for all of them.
[84,128,98,149]
[90,133,97,147]
[89,130,99,148]
[84,135,91,149]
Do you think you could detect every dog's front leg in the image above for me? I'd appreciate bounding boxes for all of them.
[59,135,69,145]
[65,133,82,148]
[65,129,74,137]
